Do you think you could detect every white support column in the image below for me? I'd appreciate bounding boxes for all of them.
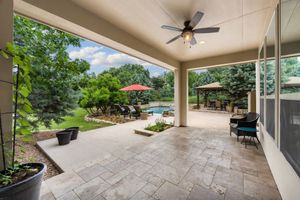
[255,61,260,116]
[0,0,14,169]
[174,67,188,127]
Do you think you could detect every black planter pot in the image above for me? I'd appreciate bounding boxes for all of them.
[65,127,79,140]
[56,130,72,145]
[0,163,45,200]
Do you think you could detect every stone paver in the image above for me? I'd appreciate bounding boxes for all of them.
[105,170,130,185]
[74,177,110,200]
[153,182,189,200]
[45,171,85,198]
[187,185,223,200]
[40,112,282,200]
[130,191,154,200]
[126,160,152,176]
[102,173,147,200]
[77,164,107,182]
[141,183,159,196]
[57,191,80,200]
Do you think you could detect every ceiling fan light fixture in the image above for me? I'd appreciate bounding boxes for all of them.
[200,41,205,44]
[161,11,220,45]
[182,31,193,42]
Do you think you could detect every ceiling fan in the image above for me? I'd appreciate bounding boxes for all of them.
[161,11,220,46]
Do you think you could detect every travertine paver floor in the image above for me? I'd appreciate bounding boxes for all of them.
[38,114,174,171]
[40,126,281,200]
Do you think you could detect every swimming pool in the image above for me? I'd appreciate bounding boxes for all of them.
[146,106,173,114]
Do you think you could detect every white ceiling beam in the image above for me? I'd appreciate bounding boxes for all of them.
[181,49,258,70]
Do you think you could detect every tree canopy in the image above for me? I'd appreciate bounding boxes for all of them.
[220,63,256,104]
[101,64,153,103]
[14,15,90,128]
[79,74,128,115]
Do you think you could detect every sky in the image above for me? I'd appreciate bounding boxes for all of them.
[67,40,169,77]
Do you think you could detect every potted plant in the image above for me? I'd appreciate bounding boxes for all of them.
[0,43,45,199]
[56,130,72,145]
[65,127,79,140]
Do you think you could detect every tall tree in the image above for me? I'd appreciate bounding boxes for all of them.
[14,15,90,128]
[102,64,153,103]
[220,63,256,104]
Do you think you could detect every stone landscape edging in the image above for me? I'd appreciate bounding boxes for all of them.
[84,115,118,125]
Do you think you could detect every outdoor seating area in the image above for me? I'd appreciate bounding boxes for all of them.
[206,100,229,111]
[229,112,260,149]
[110,104,145,119]
[1,0,300,199]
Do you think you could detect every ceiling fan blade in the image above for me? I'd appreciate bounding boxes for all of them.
[166,35,181,44]
[161,25,183,32]
[190,36,197,45]
[189,11,204,28]
[194,27,220,33]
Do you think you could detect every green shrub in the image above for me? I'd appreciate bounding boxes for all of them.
[145,118,172,132]
[79,74,128,115]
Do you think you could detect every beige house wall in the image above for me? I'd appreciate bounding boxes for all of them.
[0,0,13,170]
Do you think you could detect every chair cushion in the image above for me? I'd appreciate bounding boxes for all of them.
[229,123,238,128]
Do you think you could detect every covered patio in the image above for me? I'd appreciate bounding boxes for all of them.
[1,0,300,199]
[39,112,280,200]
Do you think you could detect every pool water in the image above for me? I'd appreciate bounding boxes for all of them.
[146,106,173,114]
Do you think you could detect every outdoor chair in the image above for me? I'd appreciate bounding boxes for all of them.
[122,105,139,119]
[208,100,216,110]
[110,105,118,115]
[215,100,221,110]
[114,104,130,118]
[132,105,142,119]
[229,112,259,141]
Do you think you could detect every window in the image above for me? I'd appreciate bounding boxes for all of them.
[265,15,276,139]
[260,49,265,125]
[280,0,300,176]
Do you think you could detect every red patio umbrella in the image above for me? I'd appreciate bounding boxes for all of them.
[120,84,152,91]
[120,84,152,104]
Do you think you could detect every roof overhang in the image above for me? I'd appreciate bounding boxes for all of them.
[14,0,180,70]
[14,0,279,70]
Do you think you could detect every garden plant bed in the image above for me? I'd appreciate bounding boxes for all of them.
[135,118,173,137]
[88,115,135,124]
[15,133,60,180]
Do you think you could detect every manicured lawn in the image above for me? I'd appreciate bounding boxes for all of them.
[39,108,113,132]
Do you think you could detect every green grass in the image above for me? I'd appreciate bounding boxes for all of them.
[38,108,113,132]
[154,96,203,104]
[188,96,204,104]
[158,97,174,102]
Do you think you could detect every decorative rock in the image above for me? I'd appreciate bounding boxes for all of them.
[84,115,116,125]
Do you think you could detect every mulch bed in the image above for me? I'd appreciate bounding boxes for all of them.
[94,115,135,124]
[15,131,60,180]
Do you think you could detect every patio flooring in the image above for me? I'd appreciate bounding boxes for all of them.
[40,112,281,200]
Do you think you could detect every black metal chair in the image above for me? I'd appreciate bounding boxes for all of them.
[132,105,142,119]
[229,112,260,141]
[113,104,130,118]
[122,105,138,119]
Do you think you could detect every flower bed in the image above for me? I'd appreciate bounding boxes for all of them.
[145,118,173,132]
[85,115,135,124]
